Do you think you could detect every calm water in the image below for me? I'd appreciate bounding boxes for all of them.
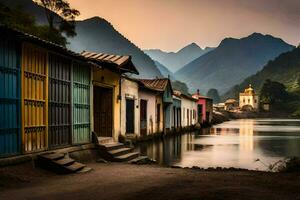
[135,119,300,171]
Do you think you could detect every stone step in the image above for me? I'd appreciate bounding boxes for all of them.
[128,156,155,164]
[108,147,132,157]
[77,167,93,174]
[114,152,139,162]
[98,137,114,144]
[103,143,125,151]
[65,162,86,172]
[40,153,65,161]
[54,158,75,166]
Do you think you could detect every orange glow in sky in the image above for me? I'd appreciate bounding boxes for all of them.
[68,0,300,51]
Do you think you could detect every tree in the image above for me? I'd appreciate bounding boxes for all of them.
[206,88,221,103]
[34,0,80,46]
[260,79,289,104]
[0,3,37,33]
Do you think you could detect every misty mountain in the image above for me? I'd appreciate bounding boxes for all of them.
[68,17,162,78]
[0,0,55,24]
[175,33,295,94]
[154,60,175,80]
[223,47,300,100]
[0,0,162,78]
[144,43,214,73]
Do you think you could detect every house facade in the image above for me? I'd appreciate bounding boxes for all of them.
[192,90,213,124]
[0,26,139,158]
[120,77,139,137]
[180,93,198,127]
[239,84,259,110]
[81,51,139,142]
[138,78,172,135]
[171,93,182,130]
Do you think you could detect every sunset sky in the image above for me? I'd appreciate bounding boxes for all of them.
[68,0,300,52]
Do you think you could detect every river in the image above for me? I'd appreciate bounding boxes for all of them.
[135,119,300,171]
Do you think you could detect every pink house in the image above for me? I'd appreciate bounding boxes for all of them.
[192,90,213,124]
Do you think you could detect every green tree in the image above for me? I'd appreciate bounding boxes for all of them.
[206,88,221,103]
[0,3,37,33]
[260,79,289,104]
[34,0,80,46]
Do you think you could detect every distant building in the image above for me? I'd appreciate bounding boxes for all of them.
[192,90,213,124]
[224,99,238,111]
[239,84,259,110]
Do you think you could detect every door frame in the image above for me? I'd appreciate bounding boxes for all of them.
[93,81,115,138]
[125,97,135,134]
[140,99,148,137]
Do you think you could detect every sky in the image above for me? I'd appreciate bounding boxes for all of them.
[68,0,300,52]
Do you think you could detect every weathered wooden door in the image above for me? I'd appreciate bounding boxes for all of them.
[140,100,147,136]
[126,99,134,134]
[93,86,113,137]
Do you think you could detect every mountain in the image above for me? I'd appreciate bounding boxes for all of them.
[0,0,54,24]
[223,47,300,100]
[144,43,214,73]
[175,33,295,94]
[0,0,162,79]
[67,17,162,78]
[154,60,175,80]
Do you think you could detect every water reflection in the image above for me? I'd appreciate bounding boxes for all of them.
[135,119,300,171]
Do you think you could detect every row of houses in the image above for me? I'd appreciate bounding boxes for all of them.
[0,26,212,158]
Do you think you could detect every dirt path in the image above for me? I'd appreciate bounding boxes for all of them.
[1,162,300,200]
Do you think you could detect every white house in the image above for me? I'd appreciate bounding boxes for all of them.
[120,77,140,137]
[180,93,198,127]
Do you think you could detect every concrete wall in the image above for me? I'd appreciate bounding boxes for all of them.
[92,67,121,141]
[120,78,139,137]
[181,97,197,127]
[139,90,157,135]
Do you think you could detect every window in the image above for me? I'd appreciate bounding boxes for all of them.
[248,99,250,103]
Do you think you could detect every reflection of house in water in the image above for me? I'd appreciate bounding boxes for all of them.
[138,134,183,165]
[239,120,254,151]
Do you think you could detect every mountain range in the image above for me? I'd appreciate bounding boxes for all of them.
[67,17,162,78]
[175,33,295,94]
[223,46,300,100]
[154,60,175,80]
[0,0,162,79]
[144,43,214,73]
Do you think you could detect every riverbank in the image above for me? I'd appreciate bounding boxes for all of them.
[1,162,300,200]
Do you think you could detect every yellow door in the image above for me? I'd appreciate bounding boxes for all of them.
[21,43,48,153]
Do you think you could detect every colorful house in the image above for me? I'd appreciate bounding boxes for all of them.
[137,78,172,136]
[180,92,198,127]
[0,26,139,157]
[192,90,213,124]
[80,51,139,142]
[0,25,92,157]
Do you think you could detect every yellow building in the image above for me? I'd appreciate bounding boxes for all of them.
[81,51,139,142]
[239,84,259,110]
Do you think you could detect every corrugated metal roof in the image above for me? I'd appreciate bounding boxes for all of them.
[137,78,171,92]
[81,51,139,74]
